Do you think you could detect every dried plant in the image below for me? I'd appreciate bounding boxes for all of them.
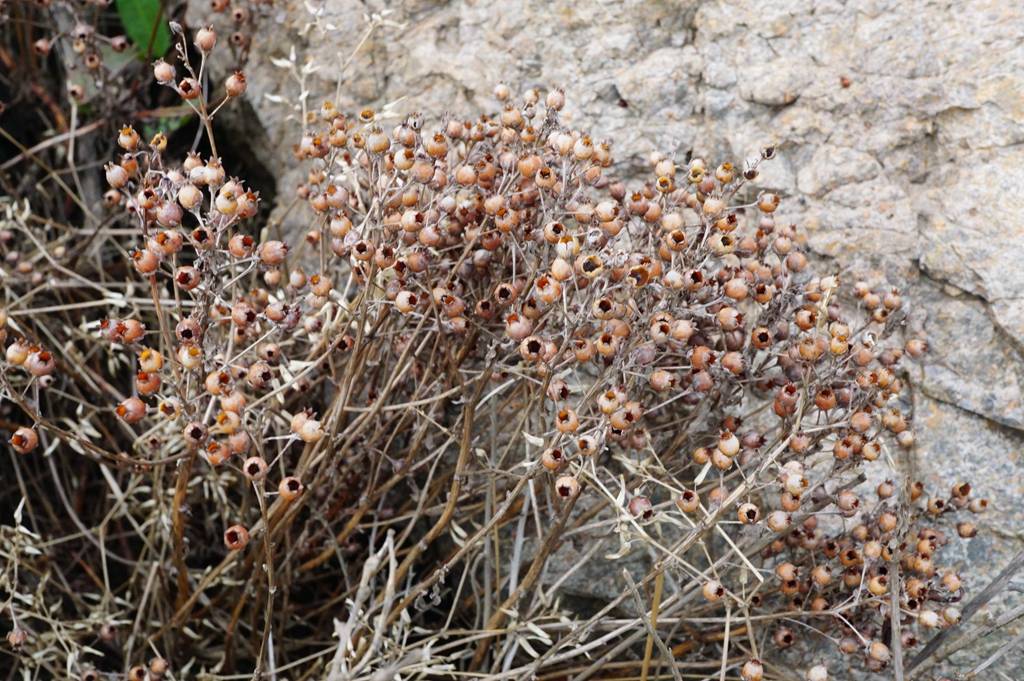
[0,11,1007,681]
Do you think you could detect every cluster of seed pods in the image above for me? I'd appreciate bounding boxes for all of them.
[2,19,985,674]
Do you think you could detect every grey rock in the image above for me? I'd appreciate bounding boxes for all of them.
[913,280,1024,431]
[917,148,1024,348]
[796,146,882,196]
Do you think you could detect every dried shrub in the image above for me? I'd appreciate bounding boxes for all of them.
[0,15,993,681]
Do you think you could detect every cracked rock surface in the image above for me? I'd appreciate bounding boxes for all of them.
[193,0,1024,672]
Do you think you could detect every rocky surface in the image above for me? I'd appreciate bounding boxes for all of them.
[193,0,1024,673]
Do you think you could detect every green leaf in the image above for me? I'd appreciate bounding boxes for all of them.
[142,114,192,142]
[115,0,170,60]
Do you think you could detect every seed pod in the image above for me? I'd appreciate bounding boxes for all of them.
[279,476,304,501]
[6,339,30,365]
[628,496,654,519]
[766,511,791,532]
[175,318,202,343]
[555,475,579,498]
[225,71,247,97]
[116,396,147,423]
[702,580,725,602]
[243,456,268,480]
[737,503,760,524]
[195,26,217,52]
[740,659,764,681]
[918,609,940,628]
[676,489,699,513]
[183,422,208,445]
[149,657,169,678]
[153,59,176,83]
[717,430,740,457]
[178,344,203,370]
[247,361,273,389]
[10,427,39,454]
[178,77,201,99]
[811,565,832,586]
[957,521,977,538]
[224,524,249,550]
[555,408,579,433]
[867,574,889,595]
[540,447,565,472]
[258,240,289,266]
[774,627,795,648]
[297,419,323,443]
[867,641,891,663]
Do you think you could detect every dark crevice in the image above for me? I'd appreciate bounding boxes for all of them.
[167,95,277,224]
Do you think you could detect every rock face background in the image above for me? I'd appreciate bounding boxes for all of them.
[196,0,1024,672]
